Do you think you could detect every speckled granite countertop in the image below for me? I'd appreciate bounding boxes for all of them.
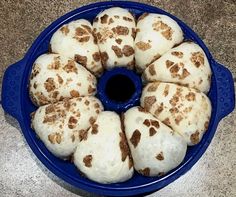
[0,0,235,196]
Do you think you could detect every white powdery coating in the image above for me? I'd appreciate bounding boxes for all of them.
[143,42,212,93]
[29,53,96,106]
[135,13,184,72]
[141,82,212,145]
[74,111,133,184]
[93,7,135,69]
[31,97,103,159]
[124,107,187,176]
[50,19,103,76]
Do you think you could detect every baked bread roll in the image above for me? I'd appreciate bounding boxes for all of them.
[29,54,96,106]
[31,96,103,158]
[50,19,103,76]
[74,111,133,183]
[135,13,183,72]
[93,7,136,70]
[124,107,187,176]
[141,82,211,145]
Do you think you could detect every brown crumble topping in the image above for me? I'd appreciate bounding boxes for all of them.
[100,52,109,65]
[169,107,179,114]
[74,54,87,66]
[169,95,179,106]
[127,60,135,69]
[83,155,93,167]
[170,63,180,74]
[166,60,174,68]
[35,92,48,105]
[163,84,170,97]
[94,103,100,108]
[122,45,134,57]
[171,51,183,58]
[138,167,150,176]
[68,116,78,129]
[60,25,69,35]
[190,130,200,144]
[115,38,122,45]
[136,41,151,51]
[185,92,196,101]
[175,115,183,125]
[137,106,148,113]
[163,118,171,127]
[57,74,63,84]
[152,21,173,40]
[48,133,62,144]
[112,26,129,35]
[70,90,80,98]
[45,104,55,114]
[149,127,157,136]
[204,121,209,130]
[143,119,151,127]
[63,60,78,74]
[100,14,109,24]
[108,18,114,25]
[91,124,98,134]
[84,100,90,106]
[147,83,159,92]
[75,27,88,36]
[130,129,141,148]
[144,96,156,111]
[180,68,190,79]
[92,52,101,62]
[81,24,92,33]
[33,82,37,89]
[150,120,160,128]
[30,67,40,79]
[74,36,90,43]
[63,98,71,109]
[156,151,164,160]
[88,85,95,94]
[79,129,88,141]
[148,64,156,76]
[112,45,123,58]
[190,52,204,67]
[89,117,96,125]
[44,78,56,92]
[154,103,164,116]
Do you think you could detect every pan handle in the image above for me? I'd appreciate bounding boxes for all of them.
[212,61,235,122]
[1,59,26,121]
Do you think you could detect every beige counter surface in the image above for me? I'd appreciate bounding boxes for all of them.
[0,0,235,196]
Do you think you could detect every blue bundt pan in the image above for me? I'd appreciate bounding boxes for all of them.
[1,1,235,196]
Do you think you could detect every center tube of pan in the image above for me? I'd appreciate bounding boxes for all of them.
[97,67,142,113]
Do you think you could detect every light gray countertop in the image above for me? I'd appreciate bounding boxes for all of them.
[0,0,235,196]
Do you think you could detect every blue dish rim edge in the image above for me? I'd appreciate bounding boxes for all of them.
[2,1,235,196]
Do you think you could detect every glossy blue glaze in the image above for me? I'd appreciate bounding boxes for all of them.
[1,1,235,196]
[97,67,142,113]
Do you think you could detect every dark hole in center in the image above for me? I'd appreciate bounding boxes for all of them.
[105,74,136,102]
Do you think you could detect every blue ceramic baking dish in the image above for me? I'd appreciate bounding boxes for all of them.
[1,1,235,196]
